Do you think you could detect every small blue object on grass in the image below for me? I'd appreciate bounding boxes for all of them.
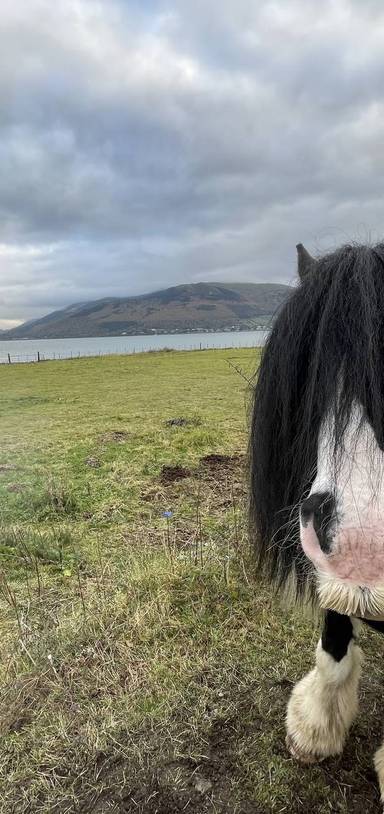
[163,510,173,518]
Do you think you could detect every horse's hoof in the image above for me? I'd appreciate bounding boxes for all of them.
[286,733,325,765]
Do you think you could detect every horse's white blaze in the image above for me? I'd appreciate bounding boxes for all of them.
[286,638,362,761]
[300,402,384,613]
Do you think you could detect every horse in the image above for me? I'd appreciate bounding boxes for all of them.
[249,242,384,803]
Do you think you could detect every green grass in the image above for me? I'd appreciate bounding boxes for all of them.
[0,349,382,814]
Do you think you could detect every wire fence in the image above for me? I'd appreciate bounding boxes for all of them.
[0,339,264,365]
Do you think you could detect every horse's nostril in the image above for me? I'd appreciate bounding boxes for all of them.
[301,492,328,525]
[300,491,335,553]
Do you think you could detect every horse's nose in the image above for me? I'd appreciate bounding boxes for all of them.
[300,491,335,553]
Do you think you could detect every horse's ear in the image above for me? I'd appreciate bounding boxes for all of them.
[296,243,316,281]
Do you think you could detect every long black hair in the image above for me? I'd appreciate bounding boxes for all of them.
[249,242,384,594]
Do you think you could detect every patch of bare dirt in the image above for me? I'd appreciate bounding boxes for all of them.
[85,740,269,814]
[159,465,192,485]
[144,453,246,512]
[157,454,245,489]
[199,453,245,475]
[197,453,246,506]
[120,775,209,814]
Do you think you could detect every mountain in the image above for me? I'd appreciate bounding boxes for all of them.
[1,282,293,339]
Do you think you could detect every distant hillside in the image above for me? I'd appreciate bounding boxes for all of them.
[2,282,293,339]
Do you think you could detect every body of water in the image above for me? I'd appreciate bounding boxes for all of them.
[0,331,268,364]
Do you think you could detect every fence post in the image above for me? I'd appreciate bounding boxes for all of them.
[7,353,11,364]
[37,351,40,362]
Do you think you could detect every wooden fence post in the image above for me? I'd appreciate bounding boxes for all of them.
[37,351,40,362]
[7,353,11,364]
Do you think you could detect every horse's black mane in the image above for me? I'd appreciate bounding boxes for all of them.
[249,243,384,595]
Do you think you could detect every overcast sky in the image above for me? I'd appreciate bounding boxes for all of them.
[1,0,384,327]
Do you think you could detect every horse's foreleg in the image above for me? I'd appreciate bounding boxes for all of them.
[286,611,362,763]
[374,745,384,806]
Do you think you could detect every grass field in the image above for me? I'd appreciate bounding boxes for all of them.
[0,348,383,814]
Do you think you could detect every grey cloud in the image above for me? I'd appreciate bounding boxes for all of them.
[1,0,384,324]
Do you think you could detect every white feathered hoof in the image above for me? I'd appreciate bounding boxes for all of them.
[285,686,344,764]
[374,744,384,808]
[285,641,362,764]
